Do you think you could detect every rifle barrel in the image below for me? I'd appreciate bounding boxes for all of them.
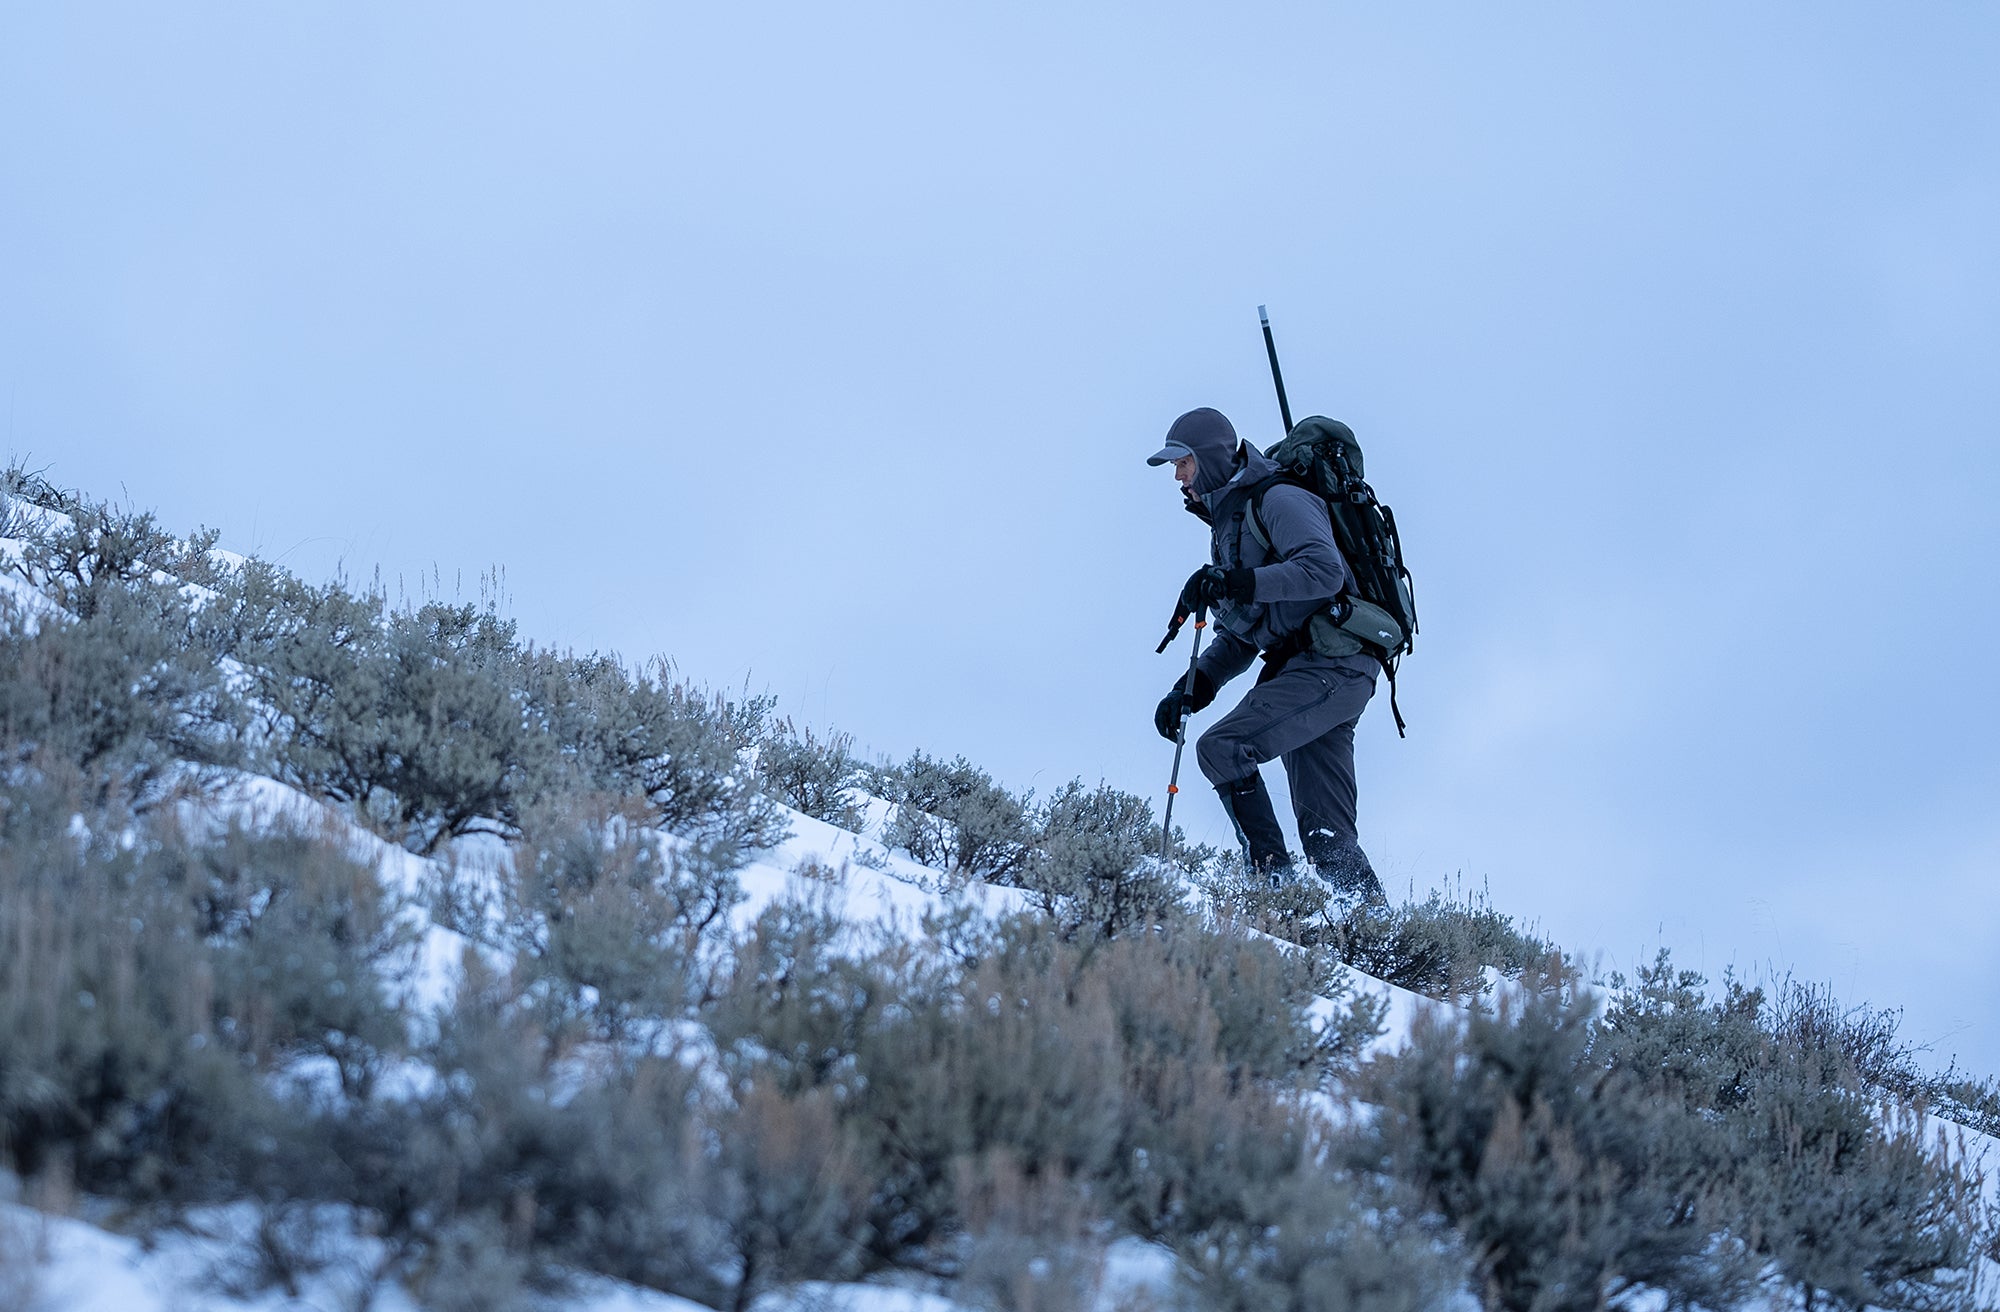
[1258,304,1294,435]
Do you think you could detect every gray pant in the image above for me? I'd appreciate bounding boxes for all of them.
[1196,653,1378,879]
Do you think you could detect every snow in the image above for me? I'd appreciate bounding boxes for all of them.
[15,748,1997,1312]
[736,804,1036,931]
[1933,1117,2000,1208]
[1093,1237,1178,1309]
[0,742,1192,1310]
[2,1191,719,1312]
[0,556,54,616]
[1364,972,1436,1052]
[753,1287,961,1312]
[4,530,1994,1312]
[184,771,489,1018]
[0,499,72,539]
[0,755,1413,1311]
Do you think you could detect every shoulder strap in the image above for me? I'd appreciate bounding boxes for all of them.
[1243,477,1284,555]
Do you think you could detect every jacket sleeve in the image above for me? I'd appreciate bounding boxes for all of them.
[1249,484,1349,604]
[1194,625,1258,690]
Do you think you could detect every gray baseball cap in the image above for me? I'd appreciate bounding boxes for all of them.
[1145,439,1195,466]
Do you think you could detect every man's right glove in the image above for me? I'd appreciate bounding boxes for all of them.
[1154,670,1217,741]
[1178,565,1256,614]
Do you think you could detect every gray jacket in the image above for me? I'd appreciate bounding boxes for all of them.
[1195,443,1353,686]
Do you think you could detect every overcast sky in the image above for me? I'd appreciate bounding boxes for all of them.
[5,4,1997,1074]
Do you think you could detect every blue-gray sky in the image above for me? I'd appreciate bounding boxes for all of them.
[6,5,1997,1073]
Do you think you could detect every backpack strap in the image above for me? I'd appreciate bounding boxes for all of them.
[1244,474,1338,660]
[1242,476,1284,556]
[1381,654,1408,738]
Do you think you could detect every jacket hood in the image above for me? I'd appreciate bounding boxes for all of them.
[1202,437,1279,511]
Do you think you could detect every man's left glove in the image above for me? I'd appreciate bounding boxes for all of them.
[1154,670,1218,741]
[1178,565,1255,613]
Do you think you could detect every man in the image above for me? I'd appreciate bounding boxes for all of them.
[1148,406,1386,905]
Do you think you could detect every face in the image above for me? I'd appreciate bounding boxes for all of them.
[1172,453,1197,492]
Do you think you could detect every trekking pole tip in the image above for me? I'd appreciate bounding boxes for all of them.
[1258,304,1269,324]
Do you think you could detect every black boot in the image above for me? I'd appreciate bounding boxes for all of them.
[1216,774,1293,881]
[1301,827,1387,908]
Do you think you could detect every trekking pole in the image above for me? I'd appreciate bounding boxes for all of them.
[1159,604,1208,862]
[1258,304,1294,435]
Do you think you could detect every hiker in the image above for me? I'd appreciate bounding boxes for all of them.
[1148,406,1387,905]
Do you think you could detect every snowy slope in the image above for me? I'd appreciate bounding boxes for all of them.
[3,506,1989,1312]
[0,756,1207,1311]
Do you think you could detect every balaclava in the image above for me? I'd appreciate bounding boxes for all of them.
[1154,407,1242,497]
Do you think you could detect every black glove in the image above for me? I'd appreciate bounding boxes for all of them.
[1154,670,1217,741]
[1177,565,1255,613]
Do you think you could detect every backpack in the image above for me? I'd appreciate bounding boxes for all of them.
[1243,415,1418,735]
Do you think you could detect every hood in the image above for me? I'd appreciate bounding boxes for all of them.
[1202,437,1279,512]
[1160,408,1245,497]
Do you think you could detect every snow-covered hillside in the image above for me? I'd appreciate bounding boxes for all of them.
[2,479,1995,1312]
[0,768,1413,1312]
[10,772,1989,1312]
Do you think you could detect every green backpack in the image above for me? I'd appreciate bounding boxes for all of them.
[1244,415,1418,734]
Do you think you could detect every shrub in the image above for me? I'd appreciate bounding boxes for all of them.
[362,601,547,852]
[3,498,225,618]
[1747,1085,1983,1311]
[165,818,415,1098]
[221,564,787,860]
[880,751,1034,883]
[1569,952,1989,1311]
[0,775,271,1203]
[630,672,788,856]
[1908,1064,2000,1142]
[0,762,423,1217]
[524,653,788,859]
[498,793,741,1045]
[710,899,1388,1282]
[407,1212,536,1312]
[219,568,468,844]
[1101,919,1380,1248]
[0,460,80,521]
[1175,1155,1465,1312]
[754,715,866,831]
[1762,976,2000,1139]
[1327,882,1561,1003]
[0,490,29,542]
[1356,970,1749,1312]
[712,902,1116,1265]
[1195,868,1563,1006]
[214,561,391,791]
[953,1152,1105,1312]
[1731,976,1984,1309]
[202,1200,352,1304]
[1024,781,1179,941]
[710,1083,872,1308]
[884,769,1185,942]
[0,580,246,809]
[319,957,728,1307]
